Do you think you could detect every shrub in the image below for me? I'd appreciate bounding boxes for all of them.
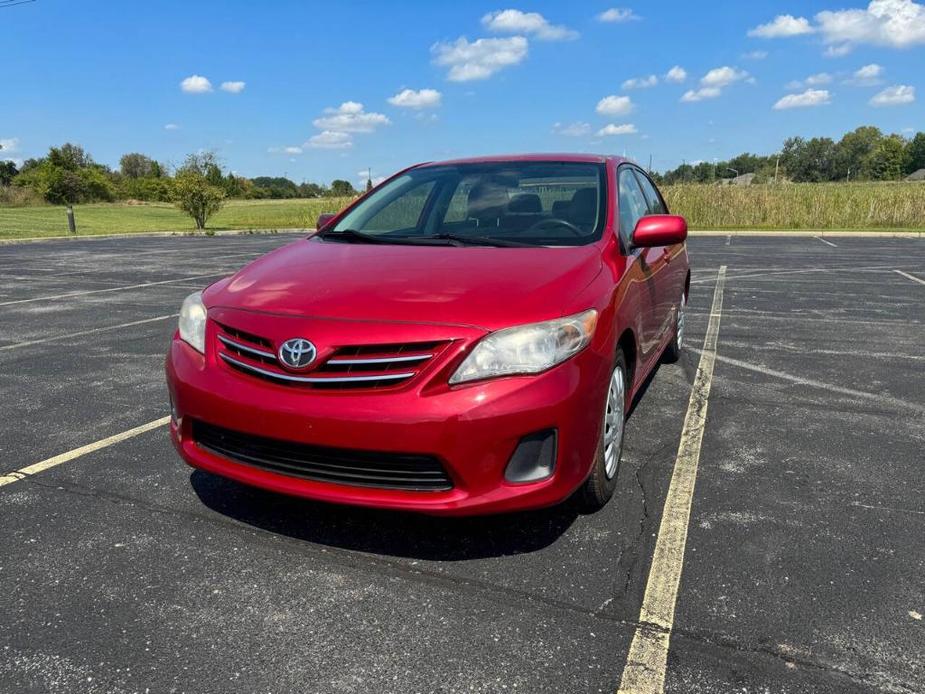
[172,172,225,229]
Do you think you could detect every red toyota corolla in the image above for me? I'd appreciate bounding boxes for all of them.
[166,155,689,515]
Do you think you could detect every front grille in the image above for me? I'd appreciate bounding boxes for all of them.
[214,321,447,390]
[193,420,453,491]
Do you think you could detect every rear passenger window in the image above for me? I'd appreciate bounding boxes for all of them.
[618,168,649,245]
[634,171,668,215]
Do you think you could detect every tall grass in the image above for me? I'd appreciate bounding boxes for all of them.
[662,182,925,230]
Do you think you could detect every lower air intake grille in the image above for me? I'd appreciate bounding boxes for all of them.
[192,420,452,492]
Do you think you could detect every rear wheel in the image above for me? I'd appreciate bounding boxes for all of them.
[579,350,627,511]
[662,290,687,363]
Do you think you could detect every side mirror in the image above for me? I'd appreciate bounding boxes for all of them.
[632,215,687,247]
[315,212,336,231]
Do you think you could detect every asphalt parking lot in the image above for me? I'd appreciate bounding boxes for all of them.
[0,233,922,694]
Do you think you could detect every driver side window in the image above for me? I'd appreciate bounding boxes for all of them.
[618,167,649,246]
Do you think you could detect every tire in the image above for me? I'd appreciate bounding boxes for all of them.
[662,290,687,364]
[579,350,628,511]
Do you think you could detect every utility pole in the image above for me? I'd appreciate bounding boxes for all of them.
[648,154,653,174]
[774,155,780,184]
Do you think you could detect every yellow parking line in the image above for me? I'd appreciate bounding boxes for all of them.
[617,266,727,694]
[0,417,170,488]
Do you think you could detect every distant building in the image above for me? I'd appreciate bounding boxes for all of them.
[719,173,756,186]
[905,169,925,182]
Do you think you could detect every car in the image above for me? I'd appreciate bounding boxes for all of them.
[165,154,689,516]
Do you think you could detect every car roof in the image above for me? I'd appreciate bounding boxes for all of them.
[417,153,629,167]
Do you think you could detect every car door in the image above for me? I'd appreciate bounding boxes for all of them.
[632,168,677,343]
[617,166,662,361]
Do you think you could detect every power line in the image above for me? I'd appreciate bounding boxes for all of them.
[0,0,37,8]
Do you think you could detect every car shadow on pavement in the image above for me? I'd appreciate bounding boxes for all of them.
[190,470,581,561]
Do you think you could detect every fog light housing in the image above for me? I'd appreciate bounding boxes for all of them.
[504,429,557,484]
[169,393,180,424]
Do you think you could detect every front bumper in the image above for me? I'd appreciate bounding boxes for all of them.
[166,327,610,516]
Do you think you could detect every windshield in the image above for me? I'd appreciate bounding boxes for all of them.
[328,162,607,247]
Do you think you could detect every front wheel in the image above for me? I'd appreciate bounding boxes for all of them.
[579,350,628,511]
[662,290,687,363]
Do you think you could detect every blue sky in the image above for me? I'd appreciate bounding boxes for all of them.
[3,0,924,185]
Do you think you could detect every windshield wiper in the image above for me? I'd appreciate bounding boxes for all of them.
[321,229,468,246]
[426,233,533,248]
[319,229,391,244]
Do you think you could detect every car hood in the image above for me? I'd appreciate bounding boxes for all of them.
[204,237,603,331]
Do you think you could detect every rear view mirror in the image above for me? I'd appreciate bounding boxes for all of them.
[632,215,688,247]
[315,212,336,231]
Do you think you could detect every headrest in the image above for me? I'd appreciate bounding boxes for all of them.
[508,193,542,214]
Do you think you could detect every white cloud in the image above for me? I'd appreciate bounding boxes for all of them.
[870,84,916,105]
[388,88,442,109]
[787,72,833,89]
[846,63,884,85]
[664,66,687,83]
[597,123,638,136]
[220,81,246,93]
[180,74,213,93]
[751,2,925,52]
[701,66,749,88]
[825,43,854,57]
[742,50,769,60]
[817,0,925,49]
[313,101,390,133]
[164,123,180,131]
[597,8,640,23]
[595,94,634,116]
[622,75,658,89]
[0,137,20,152]
[268,146,304,155]
[431,36,529,81]
[773,89,832,109]
[481,9,578,40]
[748,14,815,38]
[681,66,749,102]
[807,72,834,86]
[552,121,592,136]
[681,87,722,102]
[357,171,387,186]
[306,131,353,149]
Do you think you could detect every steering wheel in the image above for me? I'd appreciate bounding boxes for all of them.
[524,218,585,237]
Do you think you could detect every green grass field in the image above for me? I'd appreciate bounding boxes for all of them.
[0,198,354,239]
[2,183,925,240]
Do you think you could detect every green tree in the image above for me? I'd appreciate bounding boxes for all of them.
[173,170,225,229]
[329,179,356,197]
[864,135,909,181]
[119,152,157,179]
[0,160,18,186]
[834,126,883,180]
[905,133,925,174]
[48,143,94,170]
[780,136,837,182]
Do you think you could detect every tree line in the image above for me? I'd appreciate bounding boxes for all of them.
[655,126,925,185]
[0,143,359,206]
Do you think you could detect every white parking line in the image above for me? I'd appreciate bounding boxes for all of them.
[894,269,925,286]
[814,236,838,247]
[0,273,225,307]
[0,314,176,352]
[617,266,727,694]
[0,417,170,488]
[691,349,925,415]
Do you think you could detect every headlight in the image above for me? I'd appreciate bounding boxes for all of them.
[178,291,207,353]
[450,309,598,385]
